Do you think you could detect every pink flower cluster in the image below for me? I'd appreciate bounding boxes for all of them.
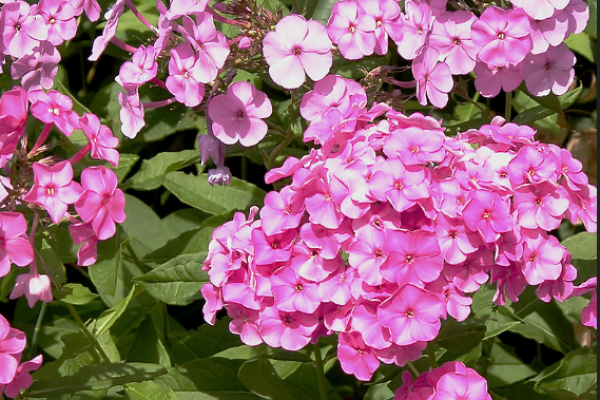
[0,0,101,91]
[0,86,126,307]
[322,0,588,106]
[0,314,42,398]
[394,361,491,400]
[201,74,597,381]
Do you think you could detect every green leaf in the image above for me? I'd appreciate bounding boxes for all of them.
[162,171,265,215]
[93,285,138,337]
[513,85,584,124]
[161,208,209,240]
[565,33,596,63]
[437,321,486,354]
[141,227,213,265]
[26,362,167,398]
[133,253,208,306]
[40,238,67,285]
[89,229,128,299]
[311,0,337,24]
[512,106,556,125]
[125,150,200,191]
[532,345,597,397]
[127,381,179,400]
[561,231,597,261]
[238,359,298,400]
[486,342,539,388]
[585,0,597,39]
[113,153,139,183]
[54,283,99,305]
[121,194,170,257]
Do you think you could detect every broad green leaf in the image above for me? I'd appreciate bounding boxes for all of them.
[93,285,139,337]
[163,171,265,215]
[133,253,208,306]
[121,194,170,257]
[127,315,171,368]
[486,342,539,388]
[125,150,200,191]
[238,359,298,400]
[279,362,331,400]
[514,85,584,124]
[512,106,556,125]
[532,345,597,397]
[311,0,337,24]
[162,208,209,240]
[54,283,99,305]
[26,363,167,398]
[141,227,213,265]
[89,229,128,299]
[561,231,597,261]
[97,329,122,363]
[127,381,179,400]
[113,153,139,183]
[585,0,597,39]
[565,33,596,63]
[437,321,486,354]
[40,238,67,285]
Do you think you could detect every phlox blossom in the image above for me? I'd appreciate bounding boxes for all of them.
[0,314,26,385]
[0,213,34,278]
[9,272,52,308]
[327,0,376,60]
[208,82,272,147]
[263,15,332,89]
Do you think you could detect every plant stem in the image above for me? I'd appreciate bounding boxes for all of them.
[66,303,112,363]
[465,92,481,120]
[28,302,47,359]
[406,360,420,376]
[313,343,329,400]
[267,130,295,170]
[579,382,597,399]
[505,91,512,121]
[426,342,438,369]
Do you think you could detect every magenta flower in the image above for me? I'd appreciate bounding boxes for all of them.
[3,354,43,398]
[208,82,272,147]
[271,267,320,314]
[327,0,376,60]
[259,187,304,236]
[75,166,126,241]
[73,0,101,21]
[514,182,570,231]
[263,15,332,89]
[462,190,513,244]
[383,126,446,166]
[337,331,380,381]
[29,90,79,136]
[23,161,82,224]
[166,0,210,20]
[79,113,120,167]
[1,1,48,58]
[471,6,531,67]
[259,307,318,351]
[521,229,564,285]
[69,222,98,267]
[300,74,366,122]
[357,0,403,55]
[0,314,27,385]
[35,0,78,46]
[0,213,34,278]
[378,284,443,346]
[88,0,125,61]
[432,366,491,400]
[227,305,262,346]
[10,41,61,91]
[510,0,570,20]
[522,43,576,96]
[396,0,433,60]
[474,61,523,98]
[118,45,158,87]
[166,43,206,107]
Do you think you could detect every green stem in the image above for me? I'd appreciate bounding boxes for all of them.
[426,342,438,369]
[313,343,329,400]
[28,302,47,359]
[465,92,481,120]
[66,303,111,363]
[406,360,420,377]
[267,131,295,170]
[505,91,512,121]
[579,382,597,399]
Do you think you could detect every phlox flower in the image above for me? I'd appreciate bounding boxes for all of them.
[300,74,366,122]
[383,126,446,166]
[88,0,126,61]
[271,267,320,314]
[208,82,272,147]
[180,13,230,84]
[507,145,558,187]
[2,354,43,398]
[23,161,82,224]
[166,43,206,107]
[166,0,210,20]
[428,10,479,75]
[35,0,77,46]
[68,222,98,267]
[357,0,404,55]
[79,113,120,167]
[350,302,391,350]
[0,213,34,278]
[118,45,158,87]
[289,242,341,282]
[490,262,528,305]
[75,166,126,241]
[443,249,492,293]
[29,90,79,136]
[510,0,569,21]
[263,15,332,89]
[396,0,433,60]
[227,305,262,346]
[0,314,26,385]
[471,6,531,67]
[337,331,380,381]
[378,284,443,346]
[259,187,304,236]
[259,307,318,351]
[200,283,223,325]
[514,182,570,231]
[521,229,564,285]
[118,90,145,139]
[582,291,597,329]
[432,364,491,400]
[522,43,576,96]
[348,225,388,285]
[327,0,376,60]
[535,253,577,303]
[1,1,48,58]
[73,0,101,21]
[462,189,513,243]
[434,214,481,265]
[11,41,60,91]
[9,271,52,308]
[474,61,523,98]
[413,47,453,108]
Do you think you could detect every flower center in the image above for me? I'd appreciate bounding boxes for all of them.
[284,316,293,324]
[405,254,414,263]
[530,254,537,262]
[295,284,303,292]
[534,199,542,207]
[406,309,414,318]
[292,46,302,56]
[46,186,56,196]
[184,71,190,78]
[349,24,356,34]
[271,241,280,249]
[544,62,553,71]
[49,17,56,24]
[483,211,490,219]
[498,32,505,40]
[374,249,383,258]
[236,110,245,119]
[376,19,383,27]
[448,230,458,239]
[454,38,461,45]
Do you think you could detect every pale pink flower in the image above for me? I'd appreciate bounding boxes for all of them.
[166,43,206,107]
[166,0,210,20]
[79,113,120,167]
[510,0,570,20]
[263,15,332,89]
[0,213,34,277]
[118,45,158,87]
[9,272,52,308]
[1,1,48,58]
[117,90,145,139]
[10,41,60,91]
[327,0,376,60]
[208,82,272,147]
[474,61,523,98]
[413,47,453,108]
[35,0,77,46]
[522,43,576,96]
[428,10,479,75]
[396,0,432,60]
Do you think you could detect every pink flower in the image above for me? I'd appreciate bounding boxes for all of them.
[259,307,318,351]
[10,41,60,91]
[428,10,479,75]
[514,182,569,231]
[0,213,34,277]
[118,45,158,87]
[522,43,576,96]
[118,90,145,139]
[271,267,320,314]
[462,190,513,244]
[357,0,403,55]
[396,0,433,60]
[327,0,376,60]
[9,272,52,308]
[413,47,453,108]
[75,166,126,241]
[521,229,564,285]
[35,0,78,46]
[378,284,443,345]
[432,364,491,400]
[79,113,120,167]
[68,222,98,267]
[166,0,210,20]
[73,0,101,21]
[23,161,82,224]
[471,6,531,67]
[88,0,125,61]
[510,0,570,20]
[474,61,523,98]
[29,90,79,136]
[259,187,304,236]
[1,1,48,58]
[208,82,272,147]
[3,354,43,398]
[0,314,26,385]
[166,43,206,107]
[337,331,380,381]
[263,15,332,89]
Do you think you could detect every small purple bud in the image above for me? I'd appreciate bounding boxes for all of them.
[208,166,232,186]
[238,36,252,50]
